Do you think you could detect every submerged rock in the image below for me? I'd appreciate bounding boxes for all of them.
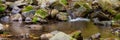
[25,25,43,30]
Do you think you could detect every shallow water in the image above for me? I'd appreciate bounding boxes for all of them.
[1,20,119,40]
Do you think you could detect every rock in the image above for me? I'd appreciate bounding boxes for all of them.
[25,25,43,30]
[56,12,68,21]
[0,23,4,30]
[22,5,33,12]
[10,13,22,21]
[22,10,35,18]
[32,16,47,23]
[0,16,10,23]
[35,9,48,19]
[51,9,59,17]
[0,4,7,12]
[59,0,68,6]
[37,17,47,22]
[49,32,73,40]
[11,6,21,14]
[91,33,101,39]
[37,0,57,8]
[111,28,120,37]
[71,30,83,40]
[13,0,27,7]
[25,17,32,23]
[50,30,60,35]
[51,2,65,11]
[73,6,87,17]
[40,33,53,40]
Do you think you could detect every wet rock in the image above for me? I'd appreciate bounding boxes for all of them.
[0,23,4,30]
[11,6,21,14]
[51,9,59,17]
[0,16,10,23]
[49,32,73,40]
[25,25,43,30]
[56,12,68,21]
[10,13,22,21]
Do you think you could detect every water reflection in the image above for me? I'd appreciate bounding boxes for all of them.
[9,21,29,37]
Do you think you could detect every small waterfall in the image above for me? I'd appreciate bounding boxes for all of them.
[66,8,90,22]
[69,17,90,22]
[68,13,90,22]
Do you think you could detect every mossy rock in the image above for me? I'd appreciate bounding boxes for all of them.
[35,9,48,19]
[114,13,120,20]
[32,16,38,23]
[22,5,33,12]
[0,4,6,12]
[59,0,68,6]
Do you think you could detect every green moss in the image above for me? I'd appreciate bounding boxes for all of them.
[35,9,48,19]
[22,5,33,12]
[114,13,120,20]
[0,4,6,12]
[72,31,81,39]
[32,16,38,23]
[59,0,68,6]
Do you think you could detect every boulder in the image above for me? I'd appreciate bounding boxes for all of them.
[50,32,73,40]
